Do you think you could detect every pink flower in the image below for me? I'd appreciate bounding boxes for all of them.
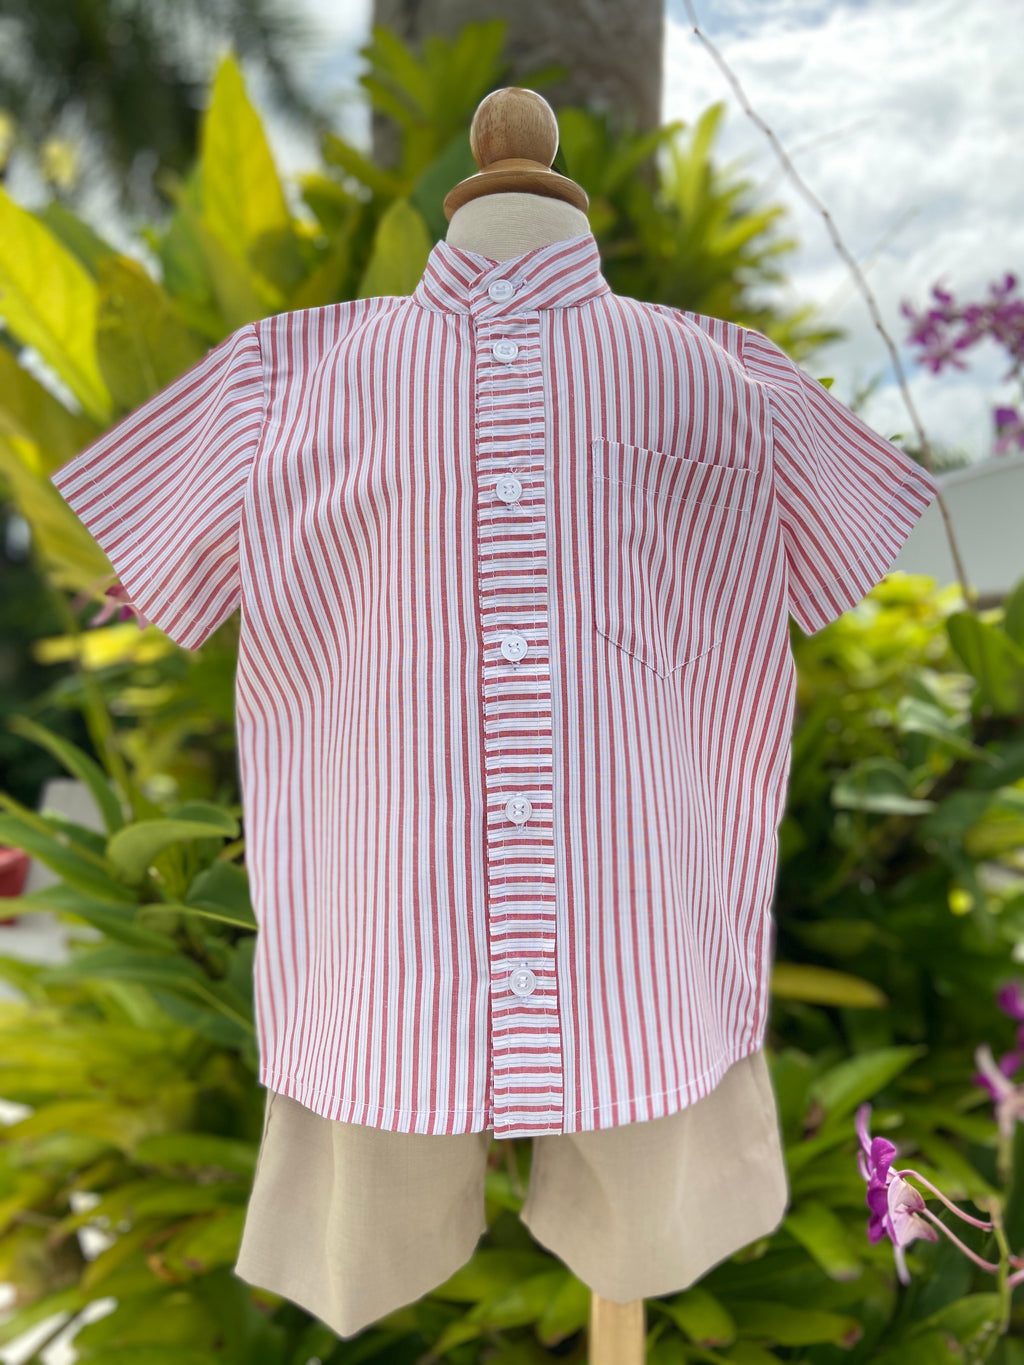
[996,981,1024,1021]
[974,1044,1024,1144]
[855,1103,995,1286]
[71,579,151,631]
[994,407,1024,456]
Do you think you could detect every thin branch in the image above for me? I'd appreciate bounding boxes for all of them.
[681,2,977,612]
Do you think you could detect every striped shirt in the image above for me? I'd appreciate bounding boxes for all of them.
[50,230,940,1139]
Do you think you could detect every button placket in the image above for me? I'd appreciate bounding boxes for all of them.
[472,284,563,1136]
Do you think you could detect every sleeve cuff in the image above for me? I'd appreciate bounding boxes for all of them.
[789,460,941,636]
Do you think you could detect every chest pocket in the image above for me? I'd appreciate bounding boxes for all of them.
[587,439,756,678]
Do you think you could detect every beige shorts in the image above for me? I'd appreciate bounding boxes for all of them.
[233,1048,789,1340]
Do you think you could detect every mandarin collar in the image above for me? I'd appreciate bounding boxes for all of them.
[411,229,611,316]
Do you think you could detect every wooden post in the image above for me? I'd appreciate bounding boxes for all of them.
[589,1291,645,1365]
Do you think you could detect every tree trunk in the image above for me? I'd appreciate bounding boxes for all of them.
[370,0,663,172]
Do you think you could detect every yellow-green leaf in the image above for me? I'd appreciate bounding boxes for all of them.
[0,345,99,465]
[95,255,206,412]
[0,433,111,592]
[6,713,124,832]
[770,962,887,1008]
[107,811,239,882]
[0,183,112,422]
[199,52,303,295]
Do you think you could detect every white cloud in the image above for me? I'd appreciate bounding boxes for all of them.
[663,0,1022,461]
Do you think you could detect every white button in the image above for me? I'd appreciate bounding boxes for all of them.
[501,633,529,663]
[509,964,537,997]
[494,474,523,504]
[505,795,532,825]
[492,339,519,362]
[488,279,515,301]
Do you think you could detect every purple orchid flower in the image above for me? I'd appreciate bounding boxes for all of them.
[71,578,151,631]
[994,407,1024,456]
[856,1103,995,1286]
[996,982,1024,1021]
[973,982,1024,1117]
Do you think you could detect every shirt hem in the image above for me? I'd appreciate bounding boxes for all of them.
[259,1035,766,1137]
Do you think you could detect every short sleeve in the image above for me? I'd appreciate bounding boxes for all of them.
[740,326,941,636]
[50,321,264,651]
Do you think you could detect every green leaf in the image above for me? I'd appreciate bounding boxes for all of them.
[786,919,878,956]
[133,1131,260,1178]
[0,183,112,422]
[720,1344,787,1365]
[947,611,1024,715]
[432,1248,554,1302]
[780,1199,863,1280]
[894,694,993,761]
[321,130,405,198]
[36,946,251,1029]
[6,712,125,832]
[771,962,887,1008]
[536,1271,591,1346]
[107,810,238,882]
[920,788,996,844]
[0,885,172,949]
[1003,575,1024,648]
[963,786,1024,858]
[832,756,936,814]
[410,129,480,242]
[53,1177,241,1237]
[0,813,133,902]
[660,1285,737,1346]
[62,1350,223,1365]
[811,1046,928,1124]
[144,988,253,1048]
[901,1131,998,1201]
[872,1331,970,1365]
[728,1299,862,1347]
[0,1287,89,1352]
[357,196,433,300]
[184,859,255,928]
[475,1268,566,1329]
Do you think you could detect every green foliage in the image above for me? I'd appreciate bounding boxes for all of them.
[0,17,1021,1365]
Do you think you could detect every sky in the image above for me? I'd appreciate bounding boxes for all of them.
[8,0,1021,468]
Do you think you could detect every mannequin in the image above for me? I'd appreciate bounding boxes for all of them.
[441,108,649,1359]
[229,86,788,1365]
[446,192,590,261]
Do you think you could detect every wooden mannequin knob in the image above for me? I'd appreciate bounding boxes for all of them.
[443,87,589,220]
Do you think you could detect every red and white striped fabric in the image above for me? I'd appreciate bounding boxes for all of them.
[50,230,940,1139]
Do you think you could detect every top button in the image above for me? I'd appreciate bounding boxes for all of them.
[488,279,516,301]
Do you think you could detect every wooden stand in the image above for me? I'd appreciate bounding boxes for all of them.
[452,88,643,1363]
[589,1291,646,1364]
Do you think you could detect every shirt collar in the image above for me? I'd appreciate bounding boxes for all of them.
[412,229,611,316]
